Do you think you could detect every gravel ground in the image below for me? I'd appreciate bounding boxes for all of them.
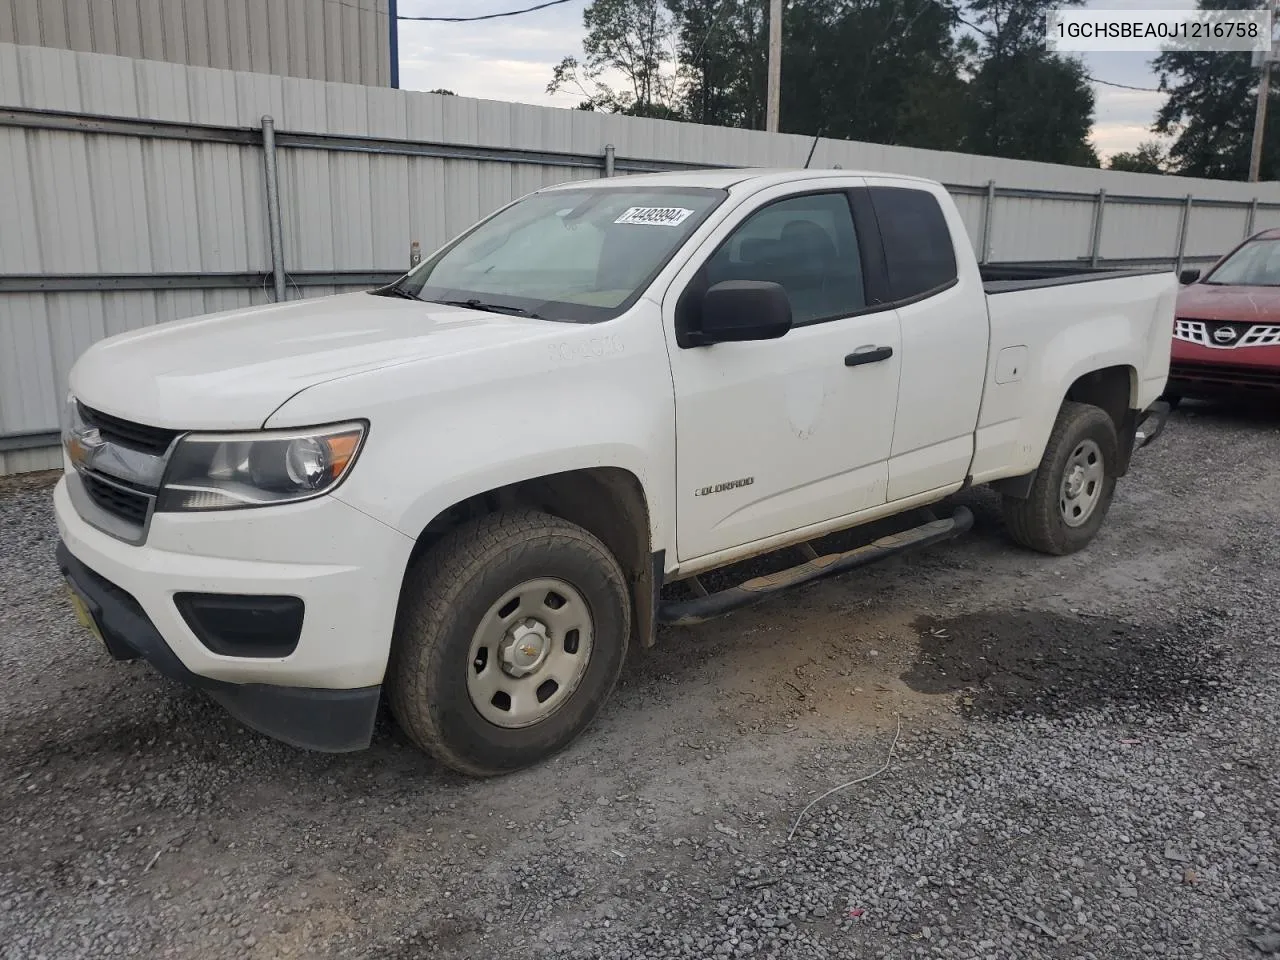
[2,401,1279,960]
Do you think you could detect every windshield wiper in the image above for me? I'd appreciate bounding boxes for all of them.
[435,298,542,319]
[379,284,421,300]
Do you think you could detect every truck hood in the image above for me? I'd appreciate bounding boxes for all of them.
[1176,282,1280,323]
[69,292,550,429]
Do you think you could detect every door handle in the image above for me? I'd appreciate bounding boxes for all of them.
[844,345,894,367]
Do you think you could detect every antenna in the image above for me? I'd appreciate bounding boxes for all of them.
[804,133,821,169]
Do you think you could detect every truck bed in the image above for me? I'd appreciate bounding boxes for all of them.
[981,263,1170,295]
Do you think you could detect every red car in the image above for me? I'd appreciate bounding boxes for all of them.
[1165,228,1280,405]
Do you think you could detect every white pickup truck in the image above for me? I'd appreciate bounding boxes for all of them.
[54,169,1175,775]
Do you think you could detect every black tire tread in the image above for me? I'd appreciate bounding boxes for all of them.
[387,510,629,777]
[1002,401,1118,556]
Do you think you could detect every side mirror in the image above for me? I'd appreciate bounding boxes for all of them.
[1179,268,1201,285]
[700,280,792,344]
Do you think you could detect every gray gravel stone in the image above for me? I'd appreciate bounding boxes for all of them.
[2,406,1280,960]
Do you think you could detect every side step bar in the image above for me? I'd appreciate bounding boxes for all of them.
[658,505,974,627]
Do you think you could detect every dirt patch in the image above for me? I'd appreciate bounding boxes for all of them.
[0,469,60,498]
[901,610,1225,720]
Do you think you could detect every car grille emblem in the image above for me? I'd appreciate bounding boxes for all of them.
[1212,325,1239,344]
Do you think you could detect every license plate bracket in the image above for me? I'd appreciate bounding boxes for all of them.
[64,578,106,647]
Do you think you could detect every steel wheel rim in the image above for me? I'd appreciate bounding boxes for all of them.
[466,577,594,729]
[1059,438,1104,528]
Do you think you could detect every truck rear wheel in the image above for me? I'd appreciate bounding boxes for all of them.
[1002,401,1119,556]
[387,510,630,777]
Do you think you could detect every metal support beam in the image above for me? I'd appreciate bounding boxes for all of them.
[3,106,1278,210]
[604,143,616,177]
[388,0,400,89]
[0,271,403,294]
[980,180,996,265]
[1175,194,1194,275]
[1089,189,1107,268]
[1247,197,1260,237]
[0,430,60,453]
[261,116,286,303]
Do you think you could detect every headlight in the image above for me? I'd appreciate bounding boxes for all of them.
[156,422,366,512]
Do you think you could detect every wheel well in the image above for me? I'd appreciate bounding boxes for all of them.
[1065,365,1134,431]
[410,468,659,647]
[1064,364,1138,474]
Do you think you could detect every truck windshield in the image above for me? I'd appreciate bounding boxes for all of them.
[1204,238,1280,286]
[392,186,726,323]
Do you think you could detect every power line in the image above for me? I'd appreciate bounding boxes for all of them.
[690,0,734,68]
[397,0,577,23]
[1085,74,1162,93]
[953,12,1165,94]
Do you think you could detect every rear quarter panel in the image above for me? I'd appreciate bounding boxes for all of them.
[970,272,1176,482]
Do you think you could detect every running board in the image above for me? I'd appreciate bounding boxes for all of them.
[658,506,974,627]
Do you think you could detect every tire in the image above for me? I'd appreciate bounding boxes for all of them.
[1002,401,1119,556]
[387,510,630,777]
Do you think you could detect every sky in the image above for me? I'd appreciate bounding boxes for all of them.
[396,0,1201,161]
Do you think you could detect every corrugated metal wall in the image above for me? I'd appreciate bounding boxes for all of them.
[3,40,1280,474]
[0,0,390,85]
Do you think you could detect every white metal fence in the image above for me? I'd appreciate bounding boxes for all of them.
[3,40,1280,475]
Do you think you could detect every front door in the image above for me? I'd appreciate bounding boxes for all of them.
[664,186,903,562]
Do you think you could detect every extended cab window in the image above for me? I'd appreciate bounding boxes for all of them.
[703,193,866,325]
[868,187,958,302]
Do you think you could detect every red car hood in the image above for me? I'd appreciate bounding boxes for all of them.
[1176,282,1280,322]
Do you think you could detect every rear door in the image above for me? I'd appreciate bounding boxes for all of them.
[864,181,990,501]
[663,182,904,562]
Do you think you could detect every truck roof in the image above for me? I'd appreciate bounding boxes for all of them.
[540,168,942,192]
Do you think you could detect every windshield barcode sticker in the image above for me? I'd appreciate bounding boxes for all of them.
[614,206,694,227]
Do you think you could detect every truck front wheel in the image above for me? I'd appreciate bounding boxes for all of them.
[387,510,630,776]
[1002,401,1119,556]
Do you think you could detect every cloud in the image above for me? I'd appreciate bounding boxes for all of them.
[396,0,591,106]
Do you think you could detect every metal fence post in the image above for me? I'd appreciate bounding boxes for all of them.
[1089,188,1107,267]
[261,115,287,303]
[980,179,996,264]
[1175,193,1194,275]
[1247,197,1259,238]
[603,143,616,177]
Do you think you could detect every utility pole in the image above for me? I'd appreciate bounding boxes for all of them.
[1250,3,1280,182]
[1250,60,1270,182]
[766,0,782,132]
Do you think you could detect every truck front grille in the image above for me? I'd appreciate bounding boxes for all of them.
[77,402,180,456]
[80,472,152,526]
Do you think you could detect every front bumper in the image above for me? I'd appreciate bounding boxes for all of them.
[1167,338,1280,398]
[53,476,416,751]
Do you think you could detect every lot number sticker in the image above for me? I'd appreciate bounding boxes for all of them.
[614,206,694,227]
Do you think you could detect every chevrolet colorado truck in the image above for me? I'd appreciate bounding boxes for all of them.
[54,169,1175,776]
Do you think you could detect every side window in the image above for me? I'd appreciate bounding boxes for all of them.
[703,193,866,325]
[868,187,958,302]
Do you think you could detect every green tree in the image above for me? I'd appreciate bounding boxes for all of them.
[666,0,768,128]
[665,0,970,147]
[963,0,1099,166]
[781,0,971,148]
[1107,141,1168,174]
[547,0,684,117]
[1152,0,1278,179]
